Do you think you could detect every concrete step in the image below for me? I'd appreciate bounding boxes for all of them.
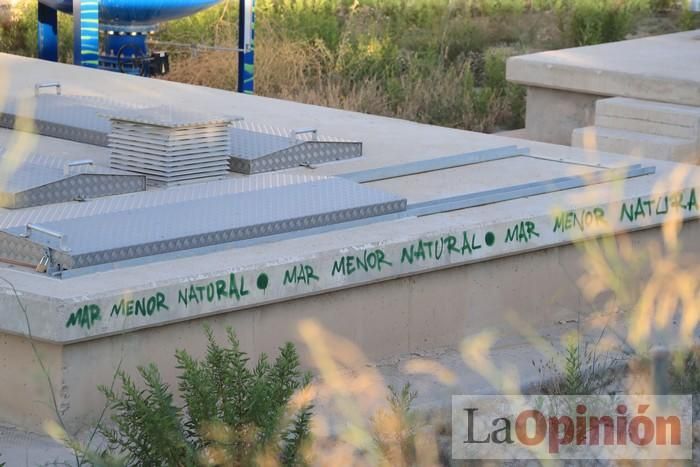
[595,97,700,140]
[572,126,698,163]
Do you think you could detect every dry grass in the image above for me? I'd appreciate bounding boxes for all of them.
[162,21,521,132]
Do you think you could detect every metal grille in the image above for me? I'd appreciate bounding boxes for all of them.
[107,108,233,186]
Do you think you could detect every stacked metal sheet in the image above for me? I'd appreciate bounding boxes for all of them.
[0,93,144,146]
[0,176,407,273]
[229,121,362,174]
[0,153,146,209]
[107,107,232,186]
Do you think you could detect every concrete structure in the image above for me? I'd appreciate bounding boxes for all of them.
[0,53,699,436]
[573,97,700,163]
[507,30,700,162]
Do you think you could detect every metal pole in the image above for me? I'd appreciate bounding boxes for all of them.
[237,0,255,94]
[73,0,99,68]
[38,2,58,62]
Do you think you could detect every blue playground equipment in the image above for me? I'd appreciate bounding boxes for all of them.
[37,0,255,93]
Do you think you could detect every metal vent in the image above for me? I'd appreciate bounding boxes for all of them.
[0,153,146,209]
[107,107,232,186]
[0,177,407,274]
[229,121,362,174]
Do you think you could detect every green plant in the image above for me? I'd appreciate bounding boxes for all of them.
[562,341,587,394]
[0,0,37,58]
[649,0,678,13]
[679,6,700,30]
[557,0,650,46]
[98,327,313,466]
[669,348,700,394]
[535,339,616,395]
[372,383,420,466]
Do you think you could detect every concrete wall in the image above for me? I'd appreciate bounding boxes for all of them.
[7,220,697,434]
[524,87,602,146]
[0,334,64,431]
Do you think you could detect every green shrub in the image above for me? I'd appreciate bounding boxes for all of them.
[258,0,345,50]
[482,47,526,129]
[0,1,37,58]
[372,383,420,466]
[670,349,700,394]
[0,0,73,61]
[536,340,616,395]
[335,34,402,83]
[98,327,313,466]
[471,0,527,16]
[558,0,650,46]
[649,0,678,12]
[679,6,700,30]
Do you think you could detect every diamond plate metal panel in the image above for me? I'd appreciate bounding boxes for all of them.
[0,232,48,267]
[104,106,232,129]
[9,174,147,209]
[0,94,146,147]
[0,174,327,230]
[1,178,406,271]
[228,123,362,174]
[0,154,146,209]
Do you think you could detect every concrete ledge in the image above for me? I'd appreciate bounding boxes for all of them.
[572,126,698,163]
[507,31,700,107]
[1,181,697,345]
[596,97,700,140]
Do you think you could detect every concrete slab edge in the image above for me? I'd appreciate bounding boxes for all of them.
[0,184,698,344]
[507,58,700,106]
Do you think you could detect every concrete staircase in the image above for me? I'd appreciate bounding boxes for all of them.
[572,97,700,163]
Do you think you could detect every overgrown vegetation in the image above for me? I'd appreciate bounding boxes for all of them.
[534,339,617,395]
[2,0,697,132]
[536,339,700,398]
[371,383,420,466]
[670,347,700,394]
[97,327,312,466]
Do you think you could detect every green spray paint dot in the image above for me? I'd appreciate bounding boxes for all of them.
[256,273,269,291]
[485,232,496,247]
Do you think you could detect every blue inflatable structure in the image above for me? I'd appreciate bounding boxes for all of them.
[37,0,255,93]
